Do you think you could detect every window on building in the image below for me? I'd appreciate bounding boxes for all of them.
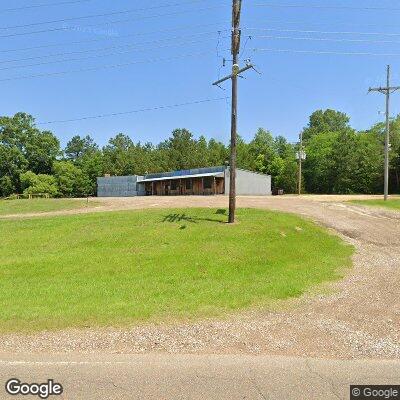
[185,180,192,190]
[203,177,213,189]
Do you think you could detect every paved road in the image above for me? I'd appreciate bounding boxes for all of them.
[1,353,399,400]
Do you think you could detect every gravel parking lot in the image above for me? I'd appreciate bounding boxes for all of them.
[1,195,399,360]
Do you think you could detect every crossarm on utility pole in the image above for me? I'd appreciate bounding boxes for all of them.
[369,87,400,94]
[212,64,254,87]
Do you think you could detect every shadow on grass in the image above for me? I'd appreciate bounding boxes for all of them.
[162,212,226,224]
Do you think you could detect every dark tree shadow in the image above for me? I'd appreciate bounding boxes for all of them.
[162,213,225,224]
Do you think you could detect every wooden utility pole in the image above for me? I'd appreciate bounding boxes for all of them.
[369,65,400,201]
[213,0,257,223]
[228,0,241,223]
[297,131,304,195]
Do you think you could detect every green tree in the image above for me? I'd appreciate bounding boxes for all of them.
[63,134,103,196]
[367,114,400,193]
[275,148,298,193]
[64,135,98,161]
[208,139,228,166]
[194,135,210,167]
[302,109,350,142]
[273,135,291,157]
[53,161,91,197]
[77,151,104,195]
[20,171,58,197]
[0,176,14,197]
[304,132,337,193]
[248,128,275,172]
[353,131,383,194]
[25,130,60,174]
[390,115,400,193]
[0,112,59,194]
[159,129,200,170]
[237,135,254,170]
[0,113,59,174]
[102,133,135,175]
[0,144,27,195]
[330,129,359,193]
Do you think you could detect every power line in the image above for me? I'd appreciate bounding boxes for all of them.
[0,22,227,54]
[0,0,94,13]
[37,97,229,125]
[0,36,224,71]
[0,50,220,82]
[244,27,400,37]
[253,2,400,11]
[252,35,400,45]
[216,16,400,31]
[252,48,400,56]
[0,5,228,39]
[0,31,227,65]
[0,0,207,30]
[261,19,400,30]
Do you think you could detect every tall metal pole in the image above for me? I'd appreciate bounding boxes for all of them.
[384,65,390,201]
[368,65,400,201]
[228,0,241,223]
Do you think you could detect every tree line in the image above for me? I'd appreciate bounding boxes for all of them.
[1,110,399,197]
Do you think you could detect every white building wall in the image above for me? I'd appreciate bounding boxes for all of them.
[224,168,272,196]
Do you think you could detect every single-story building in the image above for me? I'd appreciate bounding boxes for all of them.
[97,166,272,197]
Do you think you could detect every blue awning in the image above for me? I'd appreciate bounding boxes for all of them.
[139,171,224,183]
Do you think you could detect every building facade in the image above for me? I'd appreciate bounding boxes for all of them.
[97,166,271,197]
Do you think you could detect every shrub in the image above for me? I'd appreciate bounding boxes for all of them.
[20,171,58,197]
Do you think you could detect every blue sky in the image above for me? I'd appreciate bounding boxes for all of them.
[0,0,400,148]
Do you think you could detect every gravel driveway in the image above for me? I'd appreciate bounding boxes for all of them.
[1,195,399,360]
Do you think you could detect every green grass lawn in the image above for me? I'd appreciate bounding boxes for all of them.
[0,208,353,333]
[350,198,400,211]
[0,198,95,216]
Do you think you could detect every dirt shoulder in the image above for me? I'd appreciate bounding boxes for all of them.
[0,194,394,219]
[1,196,399,360]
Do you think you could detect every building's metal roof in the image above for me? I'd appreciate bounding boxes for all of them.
[144,166,225,180]
[139,171,224,183]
